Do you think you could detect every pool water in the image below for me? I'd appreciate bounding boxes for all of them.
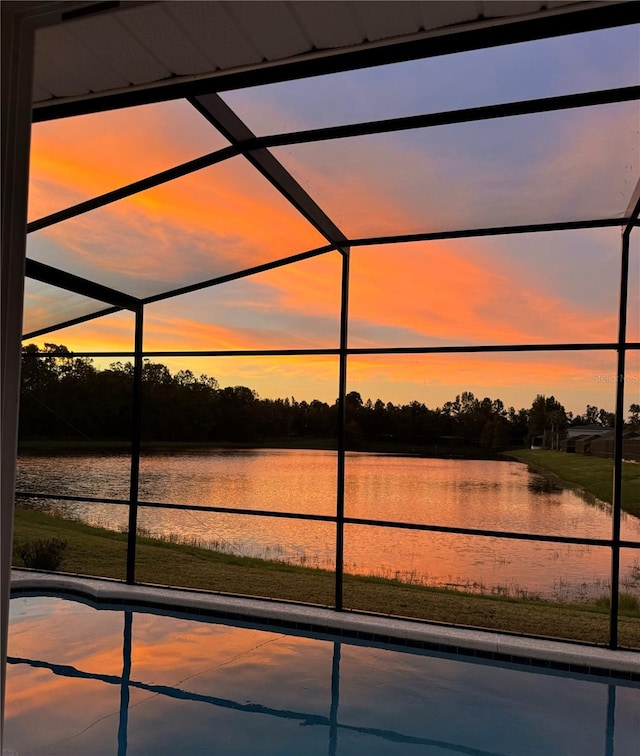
[5,596,640,755]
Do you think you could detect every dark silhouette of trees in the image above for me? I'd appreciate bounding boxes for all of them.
[20,343,621,453]
[571,404,616,428]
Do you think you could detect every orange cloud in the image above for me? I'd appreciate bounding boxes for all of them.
[25,98,632,414]
[144,312,274,351]
[347,241,617,346]
[29,156,326,298]
[28,101,325,303]
[28,100,229,221]
[250,251,343,320]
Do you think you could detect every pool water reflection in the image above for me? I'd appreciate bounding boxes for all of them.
[5,596,640,755]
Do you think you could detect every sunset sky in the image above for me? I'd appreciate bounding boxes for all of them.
[24,25,639,416]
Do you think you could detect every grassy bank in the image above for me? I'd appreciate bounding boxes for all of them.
[505,449,640,517]
[12,507,640,648]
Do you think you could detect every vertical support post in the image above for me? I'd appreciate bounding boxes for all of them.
[126,305,144,585]
[609,230,629,649]
[1,8,35,740]
[335,249,350,611]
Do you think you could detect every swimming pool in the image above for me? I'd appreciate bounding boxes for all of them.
[5,592,640,756]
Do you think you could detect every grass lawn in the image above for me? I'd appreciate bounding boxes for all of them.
[12,507,640,648]
[505,449,640,517]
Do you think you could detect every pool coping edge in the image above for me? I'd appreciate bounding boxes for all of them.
[10,570,640,679]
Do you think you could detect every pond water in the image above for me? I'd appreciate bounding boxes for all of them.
[15,450,640,601]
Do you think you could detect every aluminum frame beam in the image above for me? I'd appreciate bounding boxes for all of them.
[189,93,350,254]
[623,177,640,235]
[26,259,140,310]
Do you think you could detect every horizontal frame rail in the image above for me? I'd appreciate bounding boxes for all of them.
[14,492,640,549]
[347,218,626,246]
[248,87,640,150]
[19,342,640,358]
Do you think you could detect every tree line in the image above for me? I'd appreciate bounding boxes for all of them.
[19,344,640,451]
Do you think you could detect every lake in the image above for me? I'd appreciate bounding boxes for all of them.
[15,449,640,602]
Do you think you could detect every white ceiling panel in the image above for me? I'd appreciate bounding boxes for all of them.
[414,1,481,32]
[36,24,130,95]
[32,47,92,99]
[293,1,362,50]
[117,4,213,76]
[483,1,558,18]
[163,1,262,71]
[31,0,605,107]
[65,14,171,85]
[227,1,310,60]
[31,83,51,103]
[352,1,422,42]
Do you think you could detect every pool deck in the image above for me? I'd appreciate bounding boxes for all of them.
[10,569,640,680]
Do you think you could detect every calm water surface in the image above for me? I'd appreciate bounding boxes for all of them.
[16,450,640,601]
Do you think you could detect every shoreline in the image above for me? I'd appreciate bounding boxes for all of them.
[504,449,640,518]
[11,507,640,647]
[17,437,507,460]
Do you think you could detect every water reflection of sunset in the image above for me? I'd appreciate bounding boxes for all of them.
[7,594,640,755]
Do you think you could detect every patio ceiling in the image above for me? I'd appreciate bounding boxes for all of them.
[32,1,634,116]
[23,0,640,338]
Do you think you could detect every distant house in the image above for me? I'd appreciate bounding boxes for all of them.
[562,425,608,453]
[565,425,610,439]
[562,427,640,461]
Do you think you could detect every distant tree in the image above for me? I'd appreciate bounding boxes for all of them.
[344,391,363,412]
[212,385,257,441]
[585,405,601,425]
[507,407,529,446]
[528,395,568,448]
[572,405,615,428]
[598,408,615,428]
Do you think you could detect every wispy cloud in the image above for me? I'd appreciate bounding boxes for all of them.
[28,100,228,220]
[29,156,325,297]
